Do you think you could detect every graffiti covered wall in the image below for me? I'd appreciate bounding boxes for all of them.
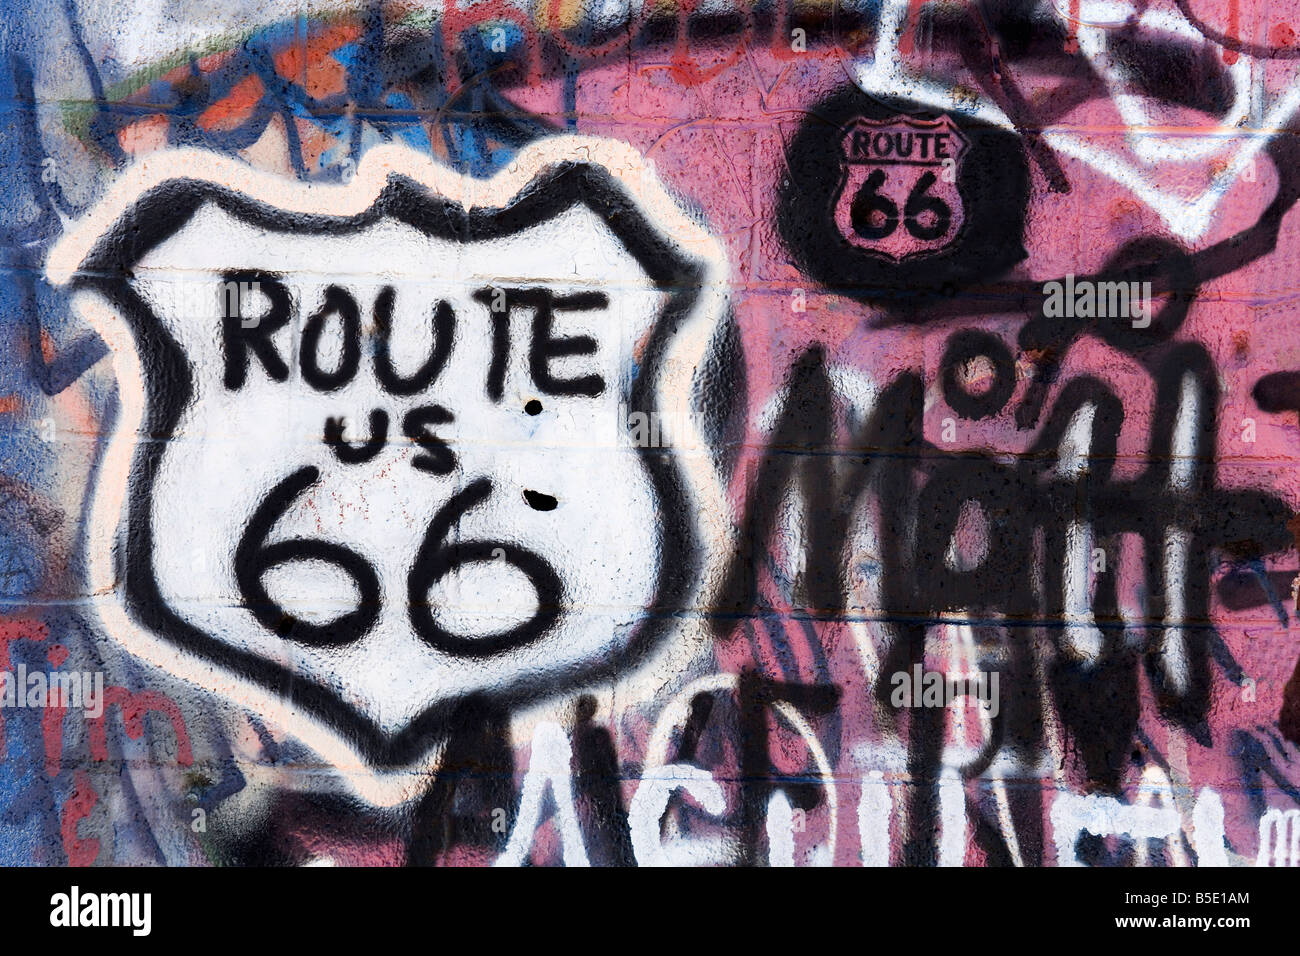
[3,0,1300,866]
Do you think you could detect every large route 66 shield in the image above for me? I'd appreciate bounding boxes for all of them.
[832,114,969,261]
[46,140,730,805]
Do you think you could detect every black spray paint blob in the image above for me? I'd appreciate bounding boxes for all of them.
[523,489,557,511]
[776,86,1030,308]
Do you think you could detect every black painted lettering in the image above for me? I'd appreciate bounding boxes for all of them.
[221,270,293,390]
[301,285,362,392]
[374,287,456,396]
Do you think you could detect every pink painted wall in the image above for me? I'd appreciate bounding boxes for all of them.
[2,0,1300,866]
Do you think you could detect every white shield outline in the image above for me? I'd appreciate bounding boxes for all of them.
[47,139,733,806]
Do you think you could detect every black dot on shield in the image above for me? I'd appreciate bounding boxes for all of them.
[523,490,557,511]
[524,399,543,416]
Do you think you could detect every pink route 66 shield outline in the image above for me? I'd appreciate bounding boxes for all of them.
[833,115,969,262]
[776,87,1029,307]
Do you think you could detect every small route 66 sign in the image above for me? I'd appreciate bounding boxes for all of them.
[832,114,969,261]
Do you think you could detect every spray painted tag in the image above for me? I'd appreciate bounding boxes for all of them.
[832,114,969,261]
[46,140,729,804]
